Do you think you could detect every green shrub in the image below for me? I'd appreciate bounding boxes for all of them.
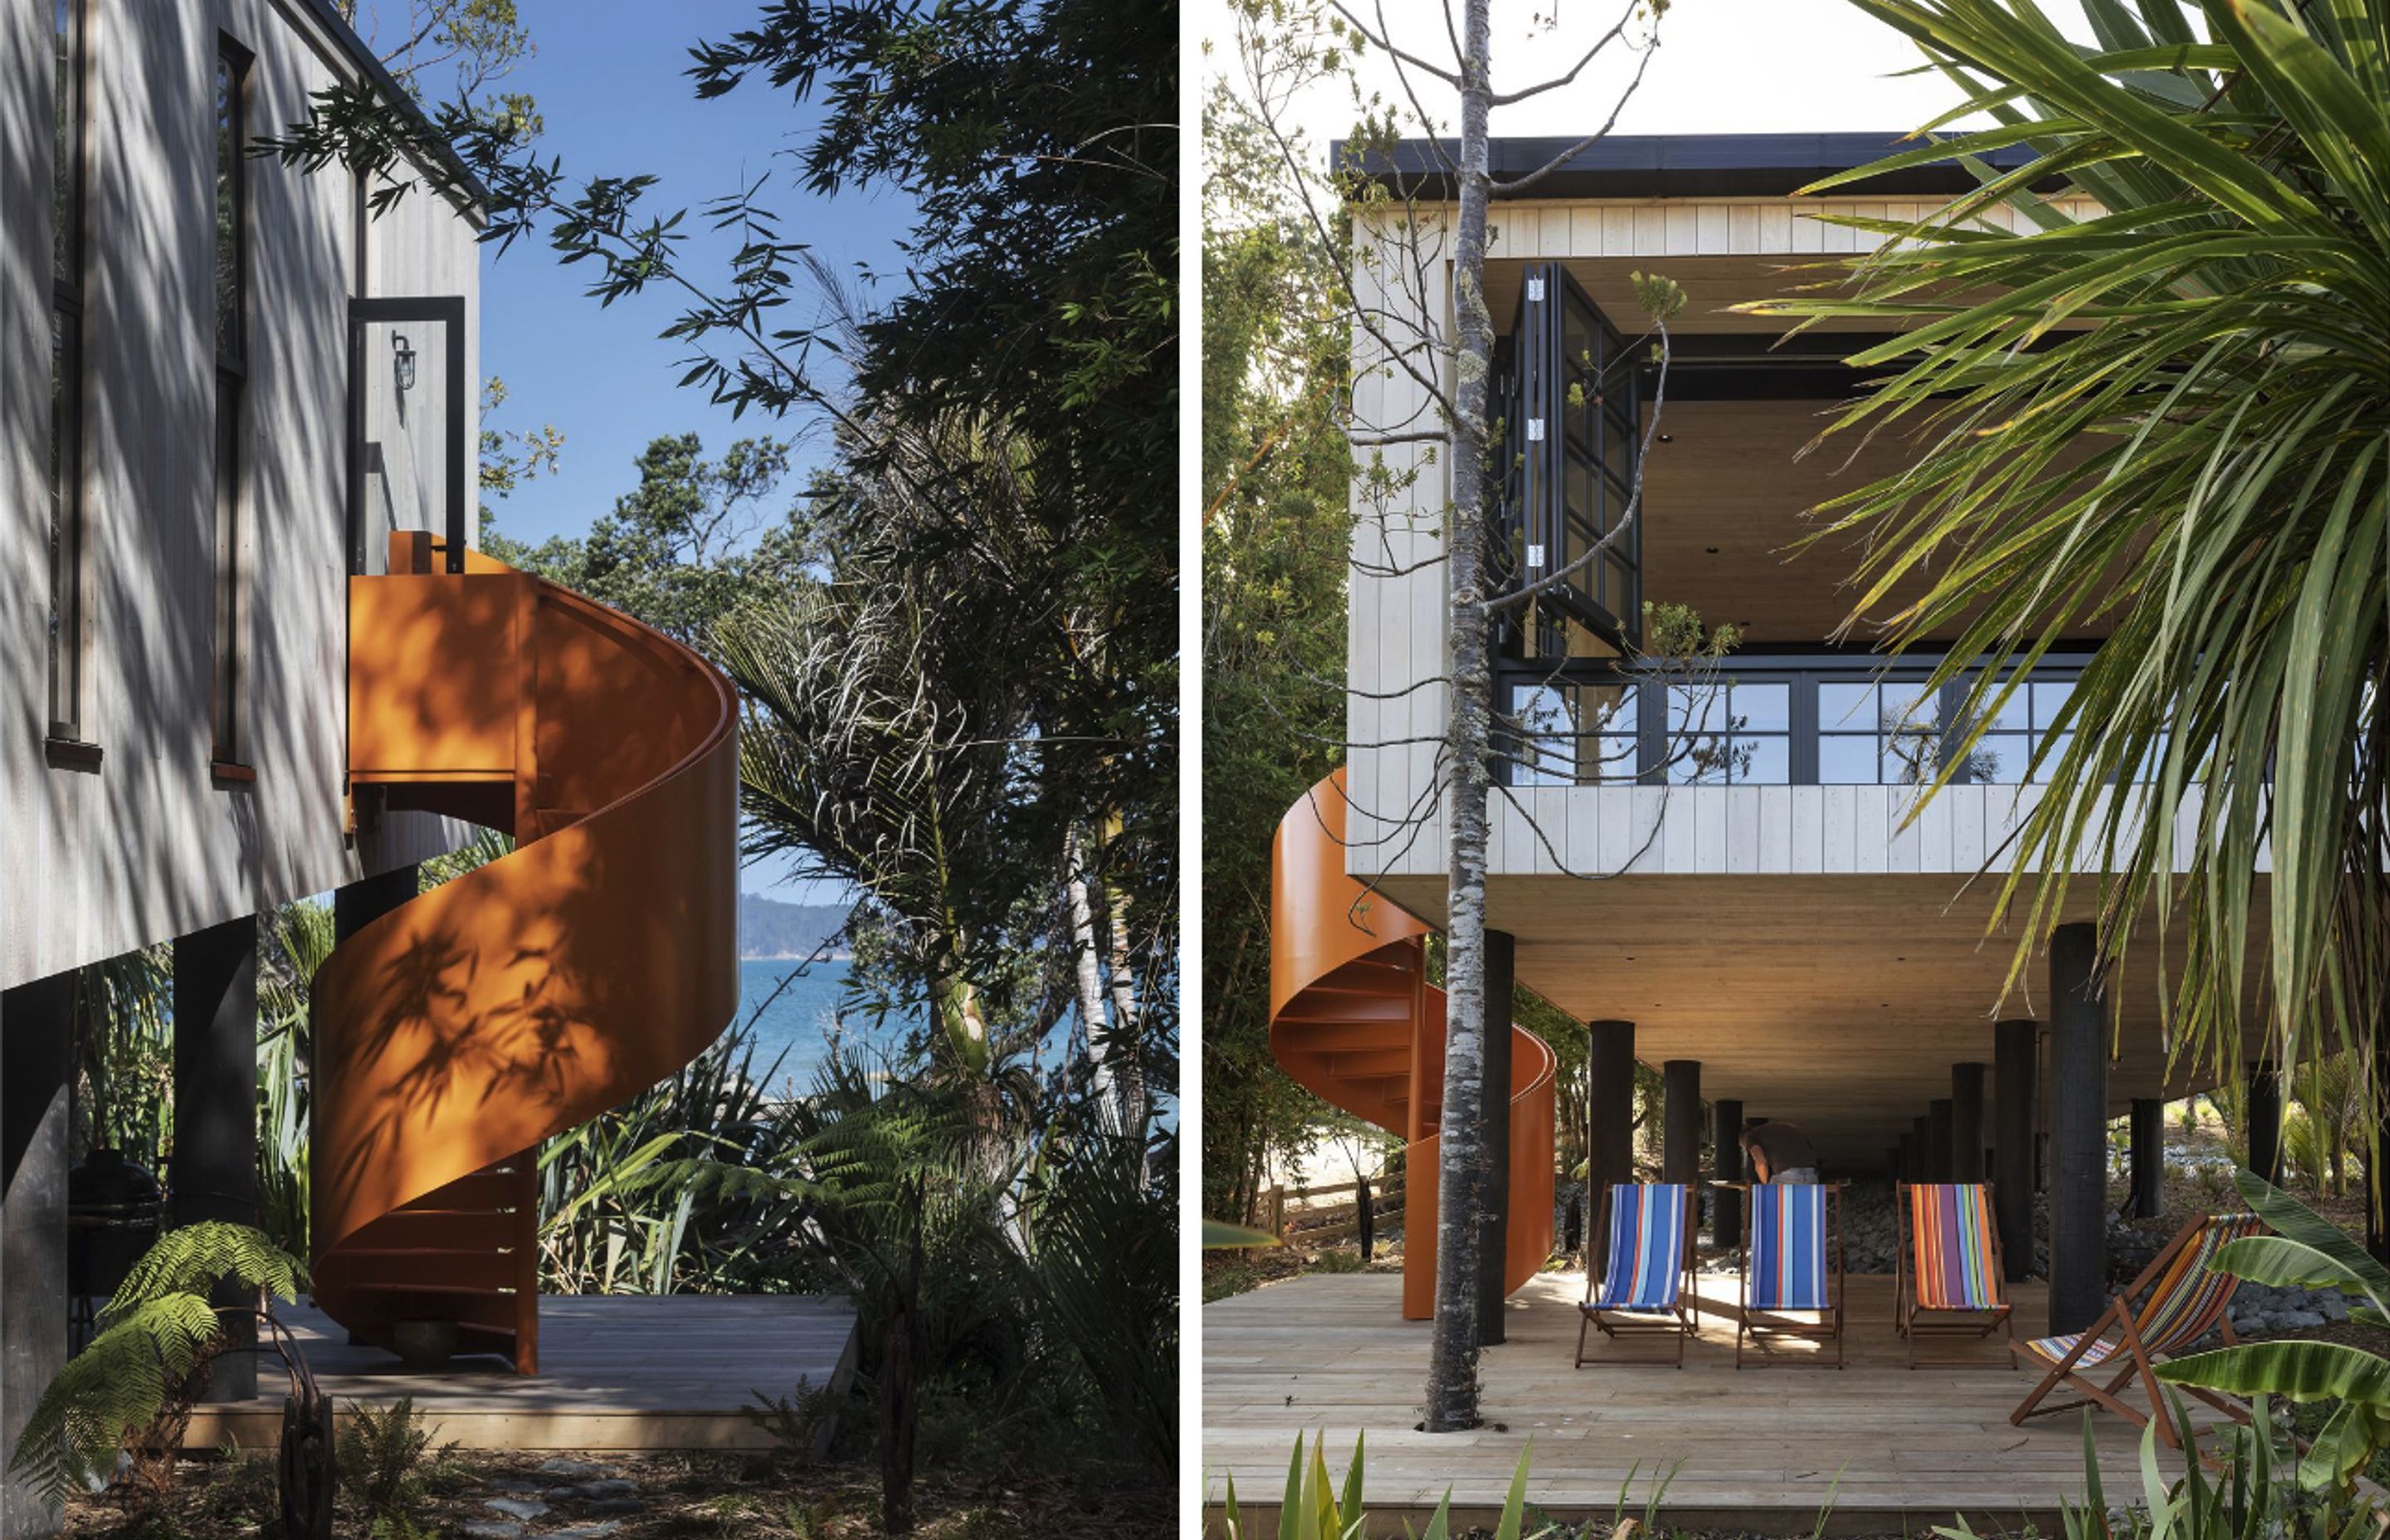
[333,1397,458,1534]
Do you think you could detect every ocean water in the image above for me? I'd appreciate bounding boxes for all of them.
[724,958,862,1094]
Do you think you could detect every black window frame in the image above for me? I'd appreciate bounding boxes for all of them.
[211,35,253,781]
[1498,261,1642,658]
[46,0,93,763]
[1492,649,2099,788]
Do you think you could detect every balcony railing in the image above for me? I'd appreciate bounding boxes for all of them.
[1496,649,2104,789]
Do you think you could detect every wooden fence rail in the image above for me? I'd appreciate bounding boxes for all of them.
[1262,1177,1407,1242]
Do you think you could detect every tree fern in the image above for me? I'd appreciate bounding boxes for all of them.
[8,1223,306,1511]
[103,1220,304,1325]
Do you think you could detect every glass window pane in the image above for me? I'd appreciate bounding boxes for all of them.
[1509,685,1567,737]
[1729,683,1788,732]
[1602,409,1634,476]
[1600,553,1634,617]
[1671,736,1728,785]
[2032,733,2075,782]
[1885,683,1939,734]
[1882,733,1938,785]
[1734,736,1789,785]
[1595,733,1640,782]
[1968,733,2029,784]
[1819,733,1875,784]
[1988,680,2031,731]
[2032,680,2074,730]
[1819,681,1875,730]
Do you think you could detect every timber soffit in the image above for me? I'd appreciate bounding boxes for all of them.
[1331,131,2046,201]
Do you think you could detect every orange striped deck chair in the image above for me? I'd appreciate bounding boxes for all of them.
[2011,1212,2263,1449]
[1895,1182,2012,1368]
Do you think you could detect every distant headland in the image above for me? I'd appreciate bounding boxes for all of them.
[738,894,853,962]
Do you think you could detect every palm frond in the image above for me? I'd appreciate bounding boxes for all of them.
[1744,0,2390,1079]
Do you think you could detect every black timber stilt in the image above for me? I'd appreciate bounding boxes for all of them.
[1995,1019,2038,1283]
[2,972,75,1538]
[1951,1064,1988,1183]
[2247,1060,2283,1185]
[1586,1021,1636,1278]
[334,863,418,942]
[1928,1099,1954,1183]
[174,915,261,1401]
[1711,1097,1743,1249]
[2049,924,2109,1335]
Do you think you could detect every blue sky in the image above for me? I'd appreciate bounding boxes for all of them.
[472,2,917,902]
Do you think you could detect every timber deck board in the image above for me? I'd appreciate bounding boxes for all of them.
[1205,1270,2222,1529]
[186,1295,857,1451]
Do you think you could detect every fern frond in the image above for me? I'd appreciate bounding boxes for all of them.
[7,1294,222,1508]
[103,1221,305,1325]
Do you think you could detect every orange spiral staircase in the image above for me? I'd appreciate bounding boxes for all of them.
[309,533,740,1372]
[1270,769,1557,1320]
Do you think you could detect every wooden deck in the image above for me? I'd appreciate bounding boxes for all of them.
[1206,1270,2218,1533]
[187,1295,858,1451]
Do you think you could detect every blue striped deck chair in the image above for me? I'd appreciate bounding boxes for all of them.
[1735,1182,1845,1369]
[1575,1183,1695,1368]
[1895,1182,2013,1368]
[2012,1213,2263,1450]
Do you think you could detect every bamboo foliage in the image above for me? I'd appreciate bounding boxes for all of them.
[1744,0,2390,1082]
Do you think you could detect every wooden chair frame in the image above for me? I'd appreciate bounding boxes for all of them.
[1729,1181,1845,1371]
[2010,1214,2258,1450]
[1575,1183,1697,1370]
[1893,1181,2015,1370]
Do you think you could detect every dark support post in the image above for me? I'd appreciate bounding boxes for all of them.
[1995,1020,2036,1283]
[1928,1099,1955,1183]
[3,973,74,1538]
[335,863,418,941]
[1586,1021,1636,1278]
[2129,1098,2165,1219]
[175,916,260,1401]
[2247,1060,2283,1186]
[1711,1097,1743,1249]
[1952,1064,1988,1182]
[1478,930,1516,1348]
[1662,1061,1702,1186]
[2050,924,2110,1335]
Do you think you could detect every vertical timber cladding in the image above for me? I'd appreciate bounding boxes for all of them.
[1502,261,1643,655]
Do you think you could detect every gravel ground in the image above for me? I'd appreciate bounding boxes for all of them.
[61,1447,1169,1540]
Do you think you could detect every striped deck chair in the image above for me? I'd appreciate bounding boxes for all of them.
[1575,1183,1695,1368]
[1895,1182,2012,1368]
[1736,1182,1844,1369]
[2011,1212,2263,1449]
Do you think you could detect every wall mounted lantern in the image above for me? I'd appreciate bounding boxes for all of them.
[392,333,417,393]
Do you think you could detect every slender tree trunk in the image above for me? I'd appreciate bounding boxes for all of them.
[881,1226,926,1534]
[1064,824,1115,1120]
[1104,879,1145,1138]
[1426,0,1497,1434]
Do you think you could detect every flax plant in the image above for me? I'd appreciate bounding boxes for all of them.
[1744,0,2390,1083]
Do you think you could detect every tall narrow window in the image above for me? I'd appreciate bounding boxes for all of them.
[48,0,88,749]
[212,40,251,774]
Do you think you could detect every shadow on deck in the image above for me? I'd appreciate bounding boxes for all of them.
[188,1295,858,1452]
[1205,1270,2217,1534]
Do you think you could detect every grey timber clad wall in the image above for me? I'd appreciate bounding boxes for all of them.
[2,0,480,990]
